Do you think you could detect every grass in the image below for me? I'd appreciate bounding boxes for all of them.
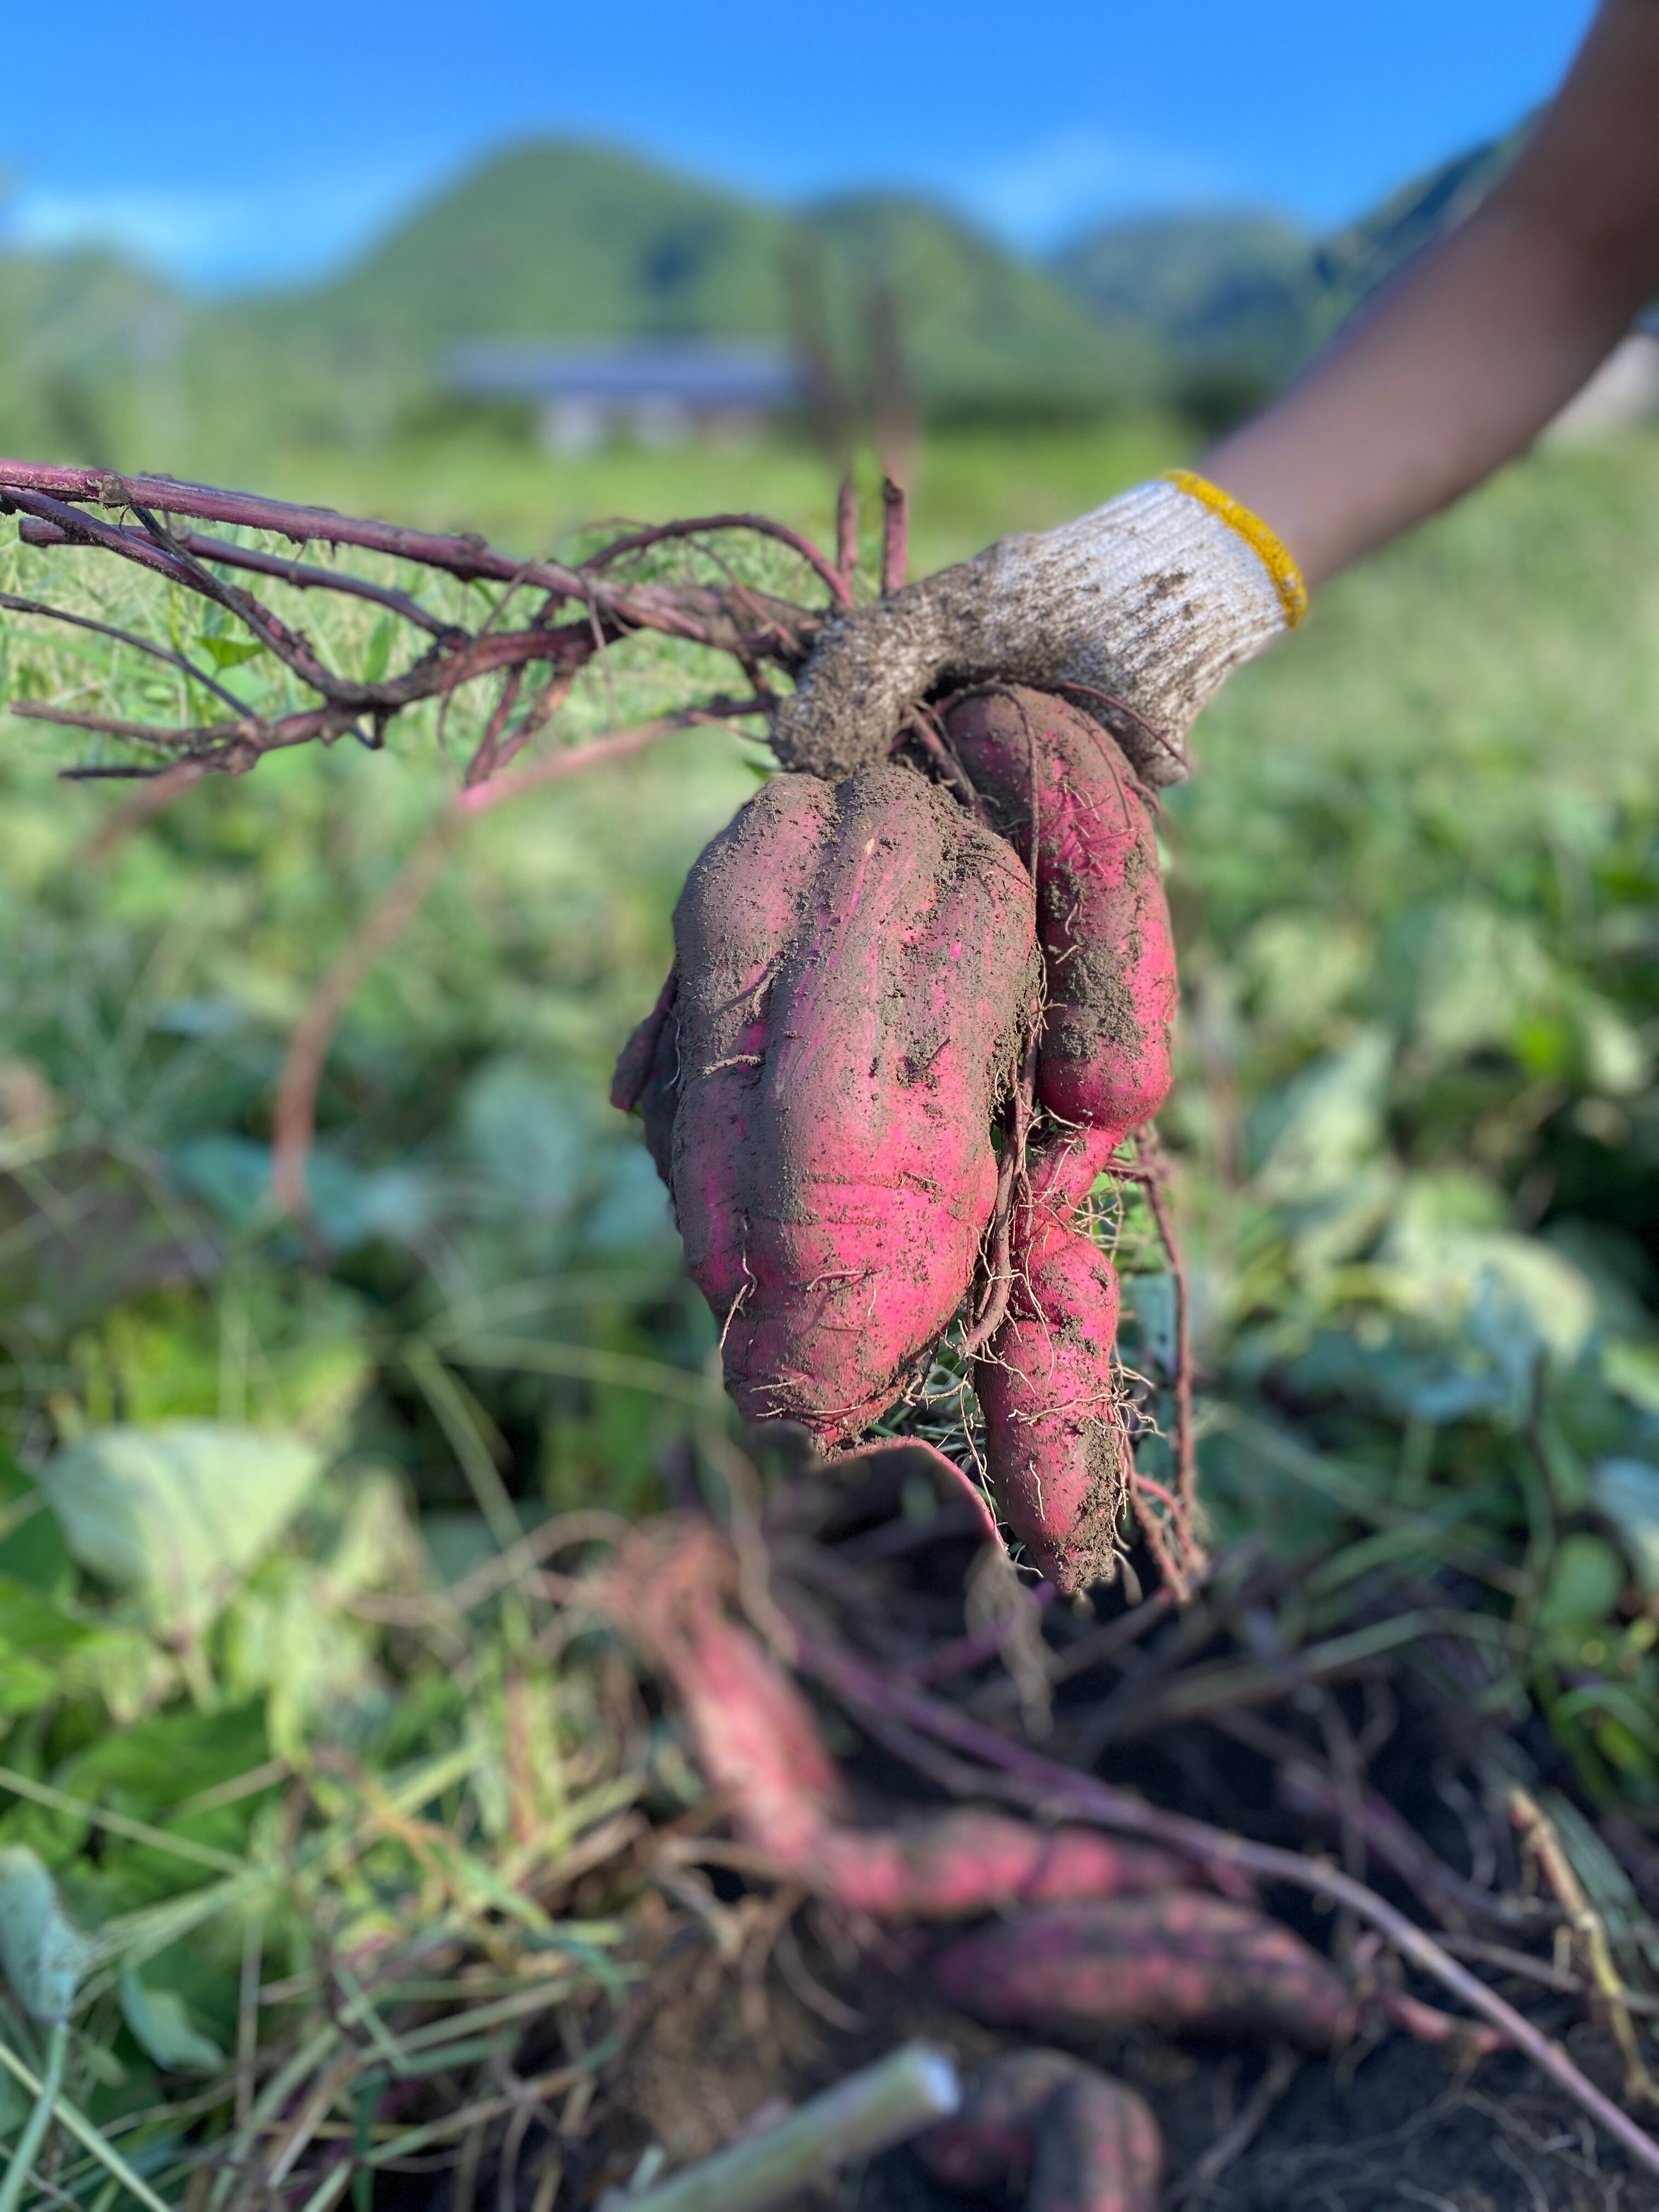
[212,413,1189,569]
[0,413,1657,2200]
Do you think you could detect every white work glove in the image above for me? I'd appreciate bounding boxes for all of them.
[771,471,1307,788]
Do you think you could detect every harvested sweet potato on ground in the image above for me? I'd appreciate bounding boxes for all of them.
[919,2049,1163,2212]
[602,1523,1187,1915]
[659,1583,853,1868]
[933,1892,1359,2050]
[616,762,1037,1443]
[813,1808,1186,1921]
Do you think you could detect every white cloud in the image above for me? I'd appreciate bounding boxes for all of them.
[4,165,441,291]
[950,128,1236,249]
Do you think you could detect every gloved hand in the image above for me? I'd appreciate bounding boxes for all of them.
[771,470,1307,788]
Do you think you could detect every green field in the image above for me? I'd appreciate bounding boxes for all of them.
[1,417,1657,2196]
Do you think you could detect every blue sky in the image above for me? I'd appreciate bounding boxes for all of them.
[1,0,1598,290]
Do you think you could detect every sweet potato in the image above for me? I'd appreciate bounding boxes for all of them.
[814,1808,1186,1921]
[943,687,1175,1210]
[918,2049,1163,2212]
[663,1593,853,1868]
[933,1892,1359,2050]
[973,1203,1130,1592]
[932,689,1177,1591]
[610,964,679,1183]
[617,763,1037,1444]
[616,689,1178,1592]
[603,1524,1188,1915]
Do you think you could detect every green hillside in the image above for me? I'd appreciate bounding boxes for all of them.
[804,192,1166,417]
[0,125,1569,473]
[0,249,181,459]
[1053,142,1538,412]
[285,139,794,349]
[194,141,1159,442]
[1054,210,1314,412]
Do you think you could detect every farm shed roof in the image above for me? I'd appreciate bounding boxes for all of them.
[445,340,800,407]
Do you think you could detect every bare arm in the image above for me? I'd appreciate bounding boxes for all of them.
[1205,0,1659,587]
[770,4,1659,786]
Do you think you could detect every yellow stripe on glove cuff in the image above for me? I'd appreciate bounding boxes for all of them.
[1163,469,1309,629]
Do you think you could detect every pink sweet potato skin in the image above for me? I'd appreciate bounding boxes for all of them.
[944,688,1175,1211]
[973,1204,1128,1593]
[919,2050,1163,2212]
[664,1600,851,1866]
[632,763,1037,1444]
[918,2049,1078,2191]
[607,1525,1188,1917]
[933,1893,1361,2051]
[935,689,1178,1590]
[1029,2070,1164,2212]
[661,771,837,1322]
[814,1808,1185,1921]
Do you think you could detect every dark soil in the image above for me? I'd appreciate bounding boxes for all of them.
[868,2035,1657,2212]
[453,1517,1659,2212]
[602,1925,1658,2212]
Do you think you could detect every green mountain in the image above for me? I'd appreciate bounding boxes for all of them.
[0,125,1560,469]
[201,140,1160,435]
[1311,131,1520,336]
[0,250,182,460]
[1054,138,1531,418]
[1054,211,1314,413]
[286,140,794,350]
[184,141,794,452]
[803,193,1166,417]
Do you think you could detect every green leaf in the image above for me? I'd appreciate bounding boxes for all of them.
[0,1452,71,1595]
[55,1703,269,1823]
[362,614,393,684]
[1591,1458,1659,1597]
[195,634,266,670]
[1602,1342,1659,1417]
[1537,1532,1628,1631]
[1593,1716,1658,1784]
[1376,1175,1598,1367]
[0,1657,58,1715]
[326,1469,423,1594]
[119,1965,225,2071]
[1411,901,1555,1066]
[0,1572,111,1715]
[0,2064,27,2136]
[221,1560,379,1764]
[0,1846,92,2022]
[1120,1272,1177,1375]
[0,1573,103,1657]
[37,1424,323,1639]
[1250,1027,1393,1203]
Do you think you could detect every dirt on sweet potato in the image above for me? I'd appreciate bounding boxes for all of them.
[941,687,1177,1591]
[616,687,1181,1596]
[972,1205,1131,1593]
[942,687,1175,1209]
[617,761,1039,1446]
[933,1893,1361,2052]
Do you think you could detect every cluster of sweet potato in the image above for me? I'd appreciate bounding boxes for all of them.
[599,1527,1372,2212]
[613,686,1177,1592]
